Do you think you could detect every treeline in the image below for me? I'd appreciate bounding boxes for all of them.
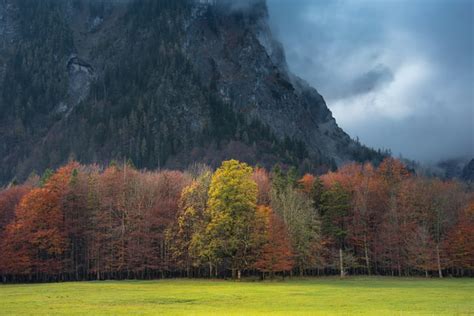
[0,159,472,283]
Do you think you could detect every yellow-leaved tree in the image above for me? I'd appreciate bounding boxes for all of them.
[205,160,264,280]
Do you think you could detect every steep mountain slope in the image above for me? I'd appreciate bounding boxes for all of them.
[0,0,383,184]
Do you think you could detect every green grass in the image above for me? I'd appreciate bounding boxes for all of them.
[0,277,473,315]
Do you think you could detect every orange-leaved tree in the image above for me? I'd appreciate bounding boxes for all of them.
[254,206,294,278]
[1,163,77,279]
[445,201,474,272]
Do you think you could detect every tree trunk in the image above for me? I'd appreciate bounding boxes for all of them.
[436,244,443,278]
[364,237,371,276]
[339,248,344,278]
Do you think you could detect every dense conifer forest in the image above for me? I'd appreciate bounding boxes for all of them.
[0,0,386,185]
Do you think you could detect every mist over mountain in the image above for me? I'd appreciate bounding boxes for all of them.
[0,0,384,184]
[267,0,473,162]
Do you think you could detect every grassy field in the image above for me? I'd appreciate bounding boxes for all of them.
[0,277,473,315]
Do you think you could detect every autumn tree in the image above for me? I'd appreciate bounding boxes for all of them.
[90,164,126,279]
[272,184,321,276]
[1,164,77,280]
[406,225,436,277]
[0,185,31,235]
[134,170,189,278]
[204,160,261,280]
[423,180,467,277]
[167,169,212,276]
[298,174,316,195]
[346,163,380,275]
[376,158,411,276]
[320,182,351,277]
[61,166,92,280]
[0,185,32,281]
[253,206,294,279]
[445,202,474,273]
[253,168,271,206]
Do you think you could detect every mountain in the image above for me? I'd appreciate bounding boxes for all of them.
[462,159,474,183]
[0,0,384,184]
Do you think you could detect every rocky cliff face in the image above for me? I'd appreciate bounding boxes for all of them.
[186,1,356,162]
[0,0,383,184]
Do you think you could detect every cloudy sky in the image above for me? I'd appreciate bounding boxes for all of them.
[267,0,473,162]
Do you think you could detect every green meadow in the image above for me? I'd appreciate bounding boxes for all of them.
[1,277,473,315]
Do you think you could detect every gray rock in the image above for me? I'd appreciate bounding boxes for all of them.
[185,1,354,162]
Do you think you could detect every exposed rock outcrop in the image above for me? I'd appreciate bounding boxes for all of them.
[186,1,354,163]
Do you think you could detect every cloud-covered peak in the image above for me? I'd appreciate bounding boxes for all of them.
[267,0,473,162]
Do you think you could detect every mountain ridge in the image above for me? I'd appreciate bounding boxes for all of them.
[0,0,385,184]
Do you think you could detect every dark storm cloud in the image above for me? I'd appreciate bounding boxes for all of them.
[267,0,474,162]
[346,64,394,99]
